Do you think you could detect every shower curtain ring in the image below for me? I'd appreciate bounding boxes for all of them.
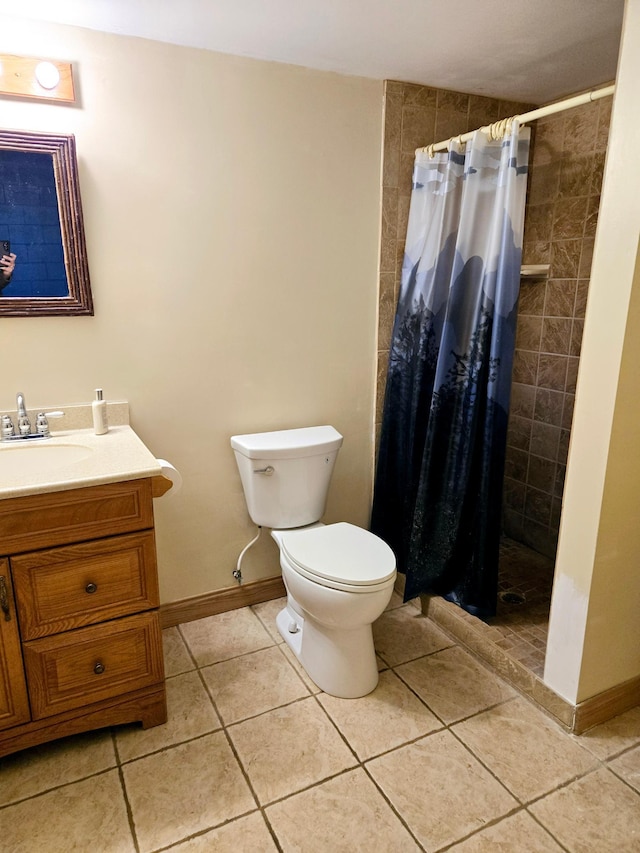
[488,117,511,140]
[427,144,435,159]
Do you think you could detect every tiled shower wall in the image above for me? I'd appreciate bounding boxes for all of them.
[504,97,611,557]
[376,81,611,559]
[377,81,531,430]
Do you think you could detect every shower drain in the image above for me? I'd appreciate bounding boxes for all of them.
[499,590,526,605]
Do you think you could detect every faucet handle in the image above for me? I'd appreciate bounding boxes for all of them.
[35,413,50,436]
[1,415,14,438]
[36,411,64,436]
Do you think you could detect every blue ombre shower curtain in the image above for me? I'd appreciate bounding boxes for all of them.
[371,125,530,619]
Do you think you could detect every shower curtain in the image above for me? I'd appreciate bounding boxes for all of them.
[371,125,530,619]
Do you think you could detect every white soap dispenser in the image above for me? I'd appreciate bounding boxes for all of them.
[92,388,109,435]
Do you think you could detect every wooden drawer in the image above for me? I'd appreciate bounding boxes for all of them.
[0,478,154,555]
[11,531,159,640]
[23,611,164,720]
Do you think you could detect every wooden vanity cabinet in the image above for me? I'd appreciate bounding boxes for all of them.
[0,560,31,731]
[0,478,167,758]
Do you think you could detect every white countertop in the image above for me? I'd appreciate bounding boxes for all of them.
[0,424,162,500]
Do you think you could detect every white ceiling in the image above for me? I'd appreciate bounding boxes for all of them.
[1,0,625,103]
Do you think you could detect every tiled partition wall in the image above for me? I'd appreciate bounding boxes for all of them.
[377,81,611,559]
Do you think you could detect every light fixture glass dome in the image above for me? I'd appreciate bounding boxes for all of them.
[35,61,60,90]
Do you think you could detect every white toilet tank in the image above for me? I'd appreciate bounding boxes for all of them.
[231,426,343,529]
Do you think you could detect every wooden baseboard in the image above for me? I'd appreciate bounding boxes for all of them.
[159,576,286,629]
[573,673,640,734]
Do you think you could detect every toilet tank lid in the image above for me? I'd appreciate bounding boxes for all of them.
[230,425,343,459]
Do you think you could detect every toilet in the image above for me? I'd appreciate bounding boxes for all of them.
[231,425,396,698]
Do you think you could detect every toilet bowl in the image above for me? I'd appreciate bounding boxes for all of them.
[272,522,396,698]
[230,425,397,699]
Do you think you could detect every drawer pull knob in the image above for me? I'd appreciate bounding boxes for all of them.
[85,582,98,594]
[93,662,105,675]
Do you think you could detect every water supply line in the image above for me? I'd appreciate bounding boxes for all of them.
[232,526,262,584]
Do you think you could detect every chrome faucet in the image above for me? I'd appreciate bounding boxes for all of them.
[0,394,62,442]
[16,392,27,420]
[16,392,31,436]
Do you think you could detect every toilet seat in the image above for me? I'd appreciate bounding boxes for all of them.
[281,522,396,592]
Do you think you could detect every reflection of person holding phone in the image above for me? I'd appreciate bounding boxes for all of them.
[0,251,16,293]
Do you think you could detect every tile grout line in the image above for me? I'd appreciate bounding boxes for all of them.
[195,656,286,852]
[115,758,141,853]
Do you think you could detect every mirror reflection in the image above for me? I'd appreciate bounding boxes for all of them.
[0,130,93,316]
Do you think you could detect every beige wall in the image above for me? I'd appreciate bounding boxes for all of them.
[545,0,640,703]
[0,21,384,603]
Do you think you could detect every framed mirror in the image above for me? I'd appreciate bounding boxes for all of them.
[0,129,93,316]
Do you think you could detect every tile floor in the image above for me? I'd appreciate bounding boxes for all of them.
[493,537,555,677]
[1,595,640,852]
[422,536,555,711]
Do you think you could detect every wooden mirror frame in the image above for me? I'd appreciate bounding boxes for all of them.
[0,129,93,317]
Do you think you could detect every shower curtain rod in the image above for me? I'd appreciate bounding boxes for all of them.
[416,84,615,155]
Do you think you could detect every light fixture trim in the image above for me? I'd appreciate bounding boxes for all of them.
[0,53,75,103]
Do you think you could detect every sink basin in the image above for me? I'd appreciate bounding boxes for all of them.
[0,441,93,478]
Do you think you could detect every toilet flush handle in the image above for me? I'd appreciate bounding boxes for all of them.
[253,465,275,475]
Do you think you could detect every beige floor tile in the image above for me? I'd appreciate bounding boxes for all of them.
[165,811,278,851]
[530,767,640,852]
[0,769,134,853]
[280,643,322,693]
[201,645,310,724]
[577,705,640,759]
[366,730,517,850]
[0,729,115,807]
[179,606,275,666]
[252,596,287,643]
[609,744,640,793]
[396,645,516,724]
[123,731,255,852]
[228,697,357,804]
[266,768,421,851]
[448,809,564,851]
[453,697,598,803]
[163,625,196,676]
[373,604,453,666]
[116,670,220,761]
[318,670,441,760]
